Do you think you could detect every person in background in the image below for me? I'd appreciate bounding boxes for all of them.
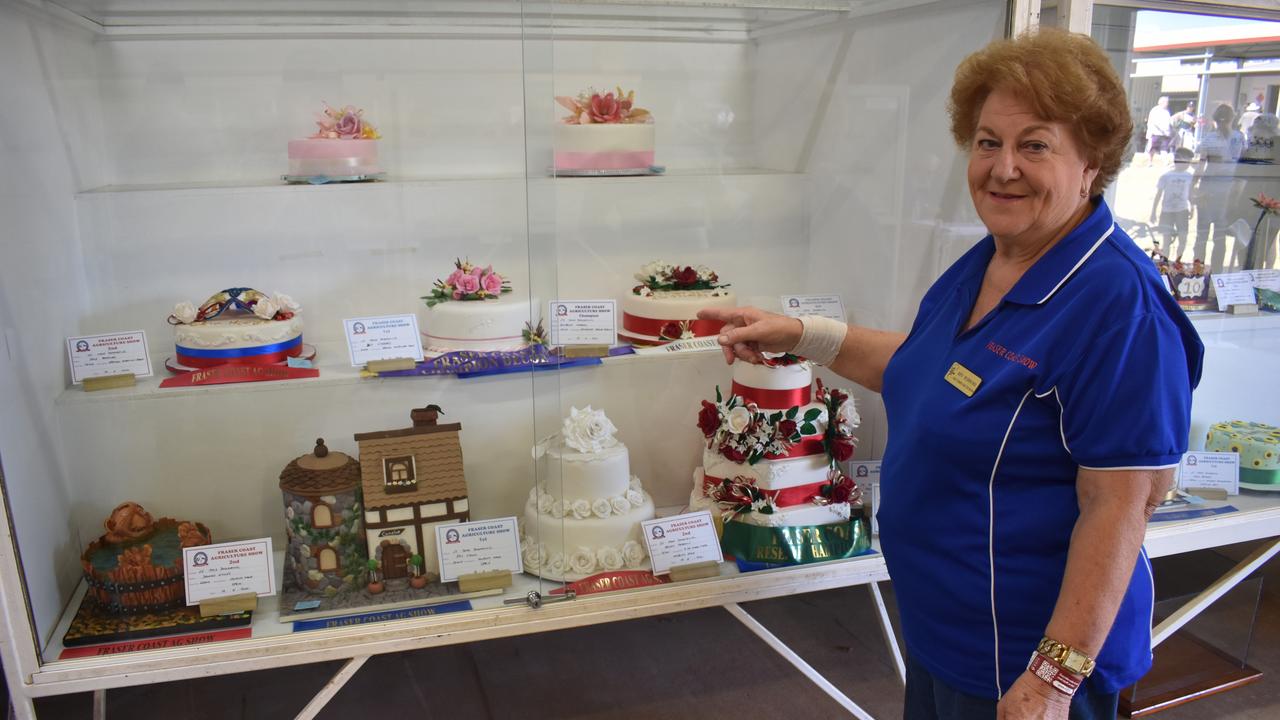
[1238,100,1262,144]
[700,28,1202,720]
[1170,101,1196,151]
[1193,103,1245,273]
[1150,147,1195,261]
[1146,95,1172,164]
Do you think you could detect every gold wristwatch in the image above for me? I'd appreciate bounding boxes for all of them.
[1036,637,1096,677]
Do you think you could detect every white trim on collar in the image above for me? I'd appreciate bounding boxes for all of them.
[1035,223,1116,305]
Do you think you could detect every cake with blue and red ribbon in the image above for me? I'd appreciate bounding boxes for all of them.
[168,288,303,368]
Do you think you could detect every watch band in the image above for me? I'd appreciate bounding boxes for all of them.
[1036,636,1096,677]
[1027,653,1083,697]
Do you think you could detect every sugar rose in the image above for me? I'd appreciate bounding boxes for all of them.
[562,406,619,454]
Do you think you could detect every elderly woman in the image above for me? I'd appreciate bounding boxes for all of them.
[700,30,1202,720]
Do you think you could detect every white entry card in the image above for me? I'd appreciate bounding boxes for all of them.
[640,511,723,575]
[436,517,523,583]
[1253,269,1280,291]
[1213,272,1257,311]
[183,538,276,605]
[849,461,882,535]
[781,294,846,322]
[1177,451,1240,495]
[66,331,153,384]
[549,300,616,346]
[343,314,425,367]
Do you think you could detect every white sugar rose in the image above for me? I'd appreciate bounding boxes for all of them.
[522,542,543,571]
[548,553,567,576]
[610,496,631,514]
[172,301,197,324]
[597,547,624,571]
[569,547,596,576]
[550,500,566,519]
[622,541,646,567]
[840,399,861,429]
[571,499,592,520]
[562,406,619,453]
[625,489,645,507]
[253,298,279,320]
[726,406,752,435]
[629,477,642,492]
[592,499,612,519]
[272,292,301,314]
[537,493,555,514]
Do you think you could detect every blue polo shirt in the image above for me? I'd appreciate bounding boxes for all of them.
[878,199,1202,699]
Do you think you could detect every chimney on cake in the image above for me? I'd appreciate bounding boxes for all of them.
[410,404,444,427]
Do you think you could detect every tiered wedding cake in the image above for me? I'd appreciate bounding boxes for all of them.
[690,355,860,529]
[522,407,655,581]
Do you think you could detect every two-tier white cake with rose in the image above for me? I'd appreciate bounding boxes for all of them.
[522,407,656,582]
[418,259,533,353]
[167,288,304,369]
[689,355,861,528]
[619,261,736,346]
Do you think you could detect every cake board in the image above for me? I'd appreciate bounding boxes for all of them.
[551,165,665,177]
[277,577,496,623]
[61,594,252,648]
[281,172,387,184]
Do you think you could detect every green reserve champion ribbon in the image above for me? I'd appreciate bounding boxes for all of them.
[720,517,871,565]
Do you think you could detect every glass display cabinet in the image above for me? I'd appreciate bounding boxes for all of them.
[1,1,1278,718]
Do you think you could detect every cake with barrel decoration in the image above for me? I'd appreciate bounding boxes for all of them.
[80,502,211,614]
[522,407,655,581]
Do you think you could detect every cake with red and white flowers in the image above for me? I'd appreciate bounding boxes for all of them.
[418,259,532,353]
[554,87,654,172]
[167,287,303,368]
[689,355,860,528]
[522,407,656,582]
[286,103,381,180]
[619,261,736,346]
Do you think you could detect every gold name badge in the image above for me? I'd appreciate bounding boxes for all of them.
[944,362,982,397]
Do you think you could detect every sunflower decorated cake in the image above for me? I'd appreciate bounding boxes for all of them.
[1205,420,1280,491]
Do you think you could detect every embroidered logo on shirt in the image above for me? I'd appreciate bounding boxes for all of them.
[986,341,1039,370]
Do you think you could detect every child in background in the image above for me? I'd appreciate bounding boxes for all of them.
[1151,147,1195,261]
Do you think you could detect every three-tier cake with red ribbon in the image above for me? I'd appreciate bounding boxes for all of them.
[167,287,305,369]
[619,261,735,346]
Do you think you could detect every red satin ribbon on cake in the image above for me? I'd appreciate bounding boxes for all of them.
[763,437,827,460]
[730,381,812,408]
[703,475,828,508]
[174,348,301,368]
[620,313,725,339]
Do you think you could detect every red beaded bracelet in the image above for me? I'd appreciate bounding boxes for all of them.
[1028,652,1083,697]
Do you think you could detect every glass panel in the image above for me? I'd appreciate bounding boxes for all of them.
[1094,6,1280,279]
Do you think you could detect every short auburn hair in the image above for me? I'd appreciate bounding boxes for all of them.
[948,28,1132,197]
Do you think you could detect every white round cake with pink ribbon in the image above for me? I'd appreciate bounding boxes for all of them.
[554,87,654,173]
[286,103,381,180]
[418,259,533,353]
[690,355,861,528]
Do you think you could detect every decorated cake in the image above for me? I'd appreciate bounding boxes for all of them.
[690,356,868,564]
[168,288,303,368]
[279,439,367,596]
[80,503,211,614]
[522,407,656,582]
[619,261,736,346]
[286,103,381,180]
[418,259,532,353]
[1242,115,1278,164]
[1205,420,1280,491]
[1152,252,1211,311]
[554,87,654,173]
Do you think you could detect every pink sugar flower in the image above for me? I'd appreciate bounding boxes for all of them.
[482,271,504,295]
[455,273,480,295]
[445,269,464,287]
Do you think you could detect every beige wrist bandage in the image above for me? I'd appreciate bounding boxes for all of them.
[792,315,847,366]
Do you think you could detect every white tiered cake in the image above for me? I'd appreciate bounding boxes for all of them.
[690,356,860,527]
[522,407,656,581]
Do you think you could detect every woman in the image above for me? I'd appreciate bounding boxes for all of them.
[700,30,1202,720]
[1192,103,1244,272]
